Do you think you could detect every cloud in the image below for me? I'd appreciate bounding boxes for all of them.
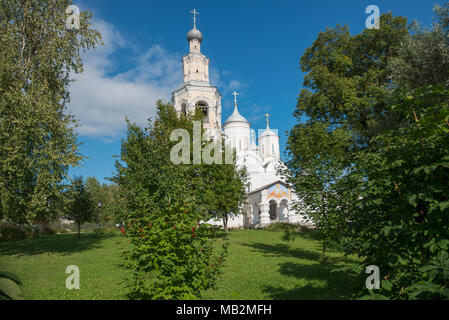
[68,19,248,140]
[245,104,272,124]
[68,19,182,140]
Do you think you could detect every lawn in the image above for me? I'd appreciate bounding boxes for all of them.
[0,229,360,300]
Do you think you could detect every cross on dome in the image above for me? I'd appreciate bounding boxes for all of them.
[232,90,239,108]
[190,9,199,29]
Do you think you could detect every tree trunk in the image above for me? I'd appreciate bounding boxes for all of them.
[77,222,81,240]
[223,215,228,233]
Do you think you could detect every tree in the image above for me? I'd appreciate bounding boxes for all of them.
[199,139,247,233]
[113,101,245,299]
[85,177,121,224]
[347,86,449,299]
[67,176,96,240]
[389,3,449,90]
[284,13,410,256]
[0,0,101,224]
[287,7,449,299]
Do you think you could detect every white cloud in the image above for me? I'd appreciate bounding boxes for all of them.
[68,19,182,140]
[68,19,247,140]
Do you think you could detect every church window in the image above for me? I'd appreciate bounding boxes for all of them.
[181,104,187,116]
[262,145,264,154]
[239,140,242,150]
[269,200,278,220]
[272,144,274,154]
[195,101,209,123]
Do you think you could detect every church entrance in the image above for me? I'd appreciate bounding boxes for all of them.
[269,200,277,221]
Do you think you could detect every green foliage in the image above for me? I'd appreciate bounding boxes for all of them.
[114,101,245,299]
[265,222,294,232]
[287,7,449,300]
[345,86,449,299]
[66,176,97,239]
[86,177,123,224]
[389,3,449,90]
[0,0,101,224]
[0,271,22,300]
[0,223,29,242]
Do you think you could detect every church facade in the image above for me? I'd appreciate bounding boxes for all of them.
[171,11,310,228]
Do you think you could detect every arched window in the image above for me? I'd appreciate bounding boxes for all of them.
[195,101,209,123]
[272,144,274,154]
[239,140,242,150]
[269,200,278,220]
[247,183,252,193]
[181,103,187,116]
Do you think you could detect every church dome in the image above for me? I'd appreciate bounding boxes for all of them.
[224,107,249,126]
[260,128,277,137]
[187,28,203,43]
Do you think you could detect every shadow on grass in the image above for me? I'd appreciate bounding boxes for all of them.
[208,230,229,239]
[263,262,359,299]
[243,242,323,261]
[243,241,359,266]
[243,240,360,299]
[0,233,117,257]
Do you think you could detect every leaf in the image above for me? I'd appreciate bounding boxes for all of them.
[439,201,449,212]
[381,279,393,291]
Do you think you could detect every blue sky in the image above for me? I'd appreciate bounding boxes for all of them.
[68,0,440,183]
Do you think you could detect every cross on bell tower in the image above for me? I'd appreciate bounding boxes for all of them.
[190,8,199,29]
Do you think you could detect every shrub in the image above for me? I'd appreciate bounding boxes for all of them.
[264,222,293,232]
[0,223,29,242]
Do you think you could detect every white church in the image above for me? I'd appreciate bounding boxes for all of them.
[171,10,309,228]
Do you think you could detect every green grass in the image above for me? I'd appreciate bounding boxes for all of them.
[0,232,131,299]
[0,229,360,300]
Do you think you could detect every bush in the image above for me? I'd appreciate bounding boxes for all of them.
[0,223,30,242]
[264,222,294,232]
[38,225,57,235]
[92,226,114,234]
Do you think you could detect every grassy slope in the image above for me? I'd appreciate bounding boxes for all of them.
[0,229,360,300]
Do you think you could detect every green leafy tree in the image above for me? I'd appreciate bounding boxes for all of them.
[0,0,101,224]
[284,13,409,256]
[113,101,245,299]
[389,3,449,90]
[200,139,247,232]
[347,87,449,299]
[67,176,96,239]
[85,177,121,224]
[287,7,449,299]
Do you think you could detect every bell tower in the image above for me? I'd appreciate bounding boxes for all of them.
[172,9,222,138]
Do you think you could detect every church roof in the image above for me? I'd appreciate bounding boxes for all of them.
[259,128,278,137]
[224,106,249,125]
[259,114,278,137]
[187,28,203,42]
[224,92,249,125]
